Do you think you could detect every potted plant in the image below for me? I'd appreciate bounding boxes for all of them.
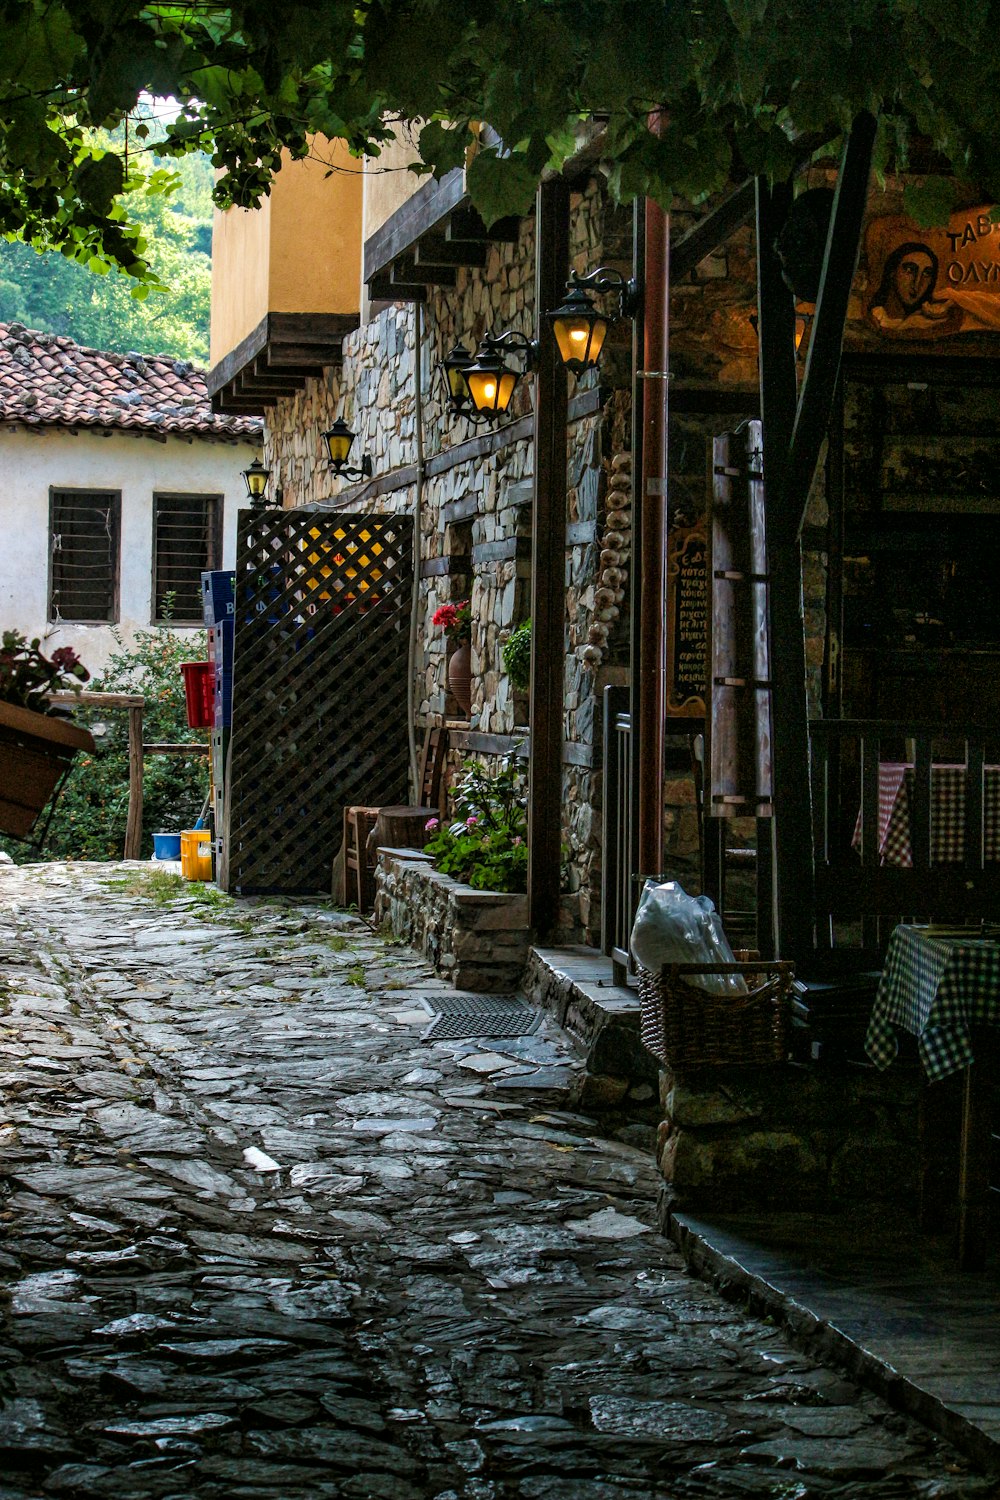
[432,599,473,717]
[423,752,528,892]
[0,631,95,840]
[502,618,531,694]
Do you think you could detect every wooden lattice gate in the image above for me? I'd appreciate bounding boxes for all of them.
[225,509,414,894]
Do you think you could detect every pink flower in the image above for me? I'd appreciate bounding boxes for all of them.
[424,817,439,832]
[50,647,80,669]
[512,836,523,846]
[466,815,478,827]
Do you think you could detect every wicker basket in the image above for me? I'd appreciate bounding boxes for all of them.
[638,960,794,1069]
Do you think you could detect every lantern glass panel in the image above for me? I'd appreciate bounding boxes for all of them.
[467,365,517,415]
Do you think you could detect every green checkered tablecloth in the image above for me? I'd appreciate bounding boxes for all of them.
[865,925,1000,1081]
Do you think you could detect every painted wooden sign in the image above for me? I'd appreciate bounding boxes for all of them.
[666,524,708,717]
[865,206,1000,338]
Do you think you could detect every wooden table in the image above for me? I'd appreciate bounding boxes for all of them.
[867,923,1000,1268]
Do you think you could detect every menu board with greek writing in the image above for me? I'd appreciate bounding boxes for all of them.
[667,525,707,716]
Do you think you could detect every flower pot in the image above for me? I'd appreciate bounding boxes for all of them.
[448,640,472,718]
[0,700,95,840]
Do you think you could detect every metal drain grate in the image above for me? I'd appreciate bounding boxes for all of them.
[421,994,542,1041]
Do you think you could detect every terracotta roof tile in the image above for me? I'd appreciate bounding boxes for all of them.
[0,322,261,441]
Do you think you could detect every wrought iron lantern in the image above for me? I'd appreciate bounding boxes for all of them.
[547,268,639,376]
[463,332,538,420]
[321,417,373,481]
[440,342,478,418]
[241,456,271,507]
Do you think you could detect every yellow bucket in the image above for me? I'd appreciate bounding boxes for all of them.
[180,828,212,882]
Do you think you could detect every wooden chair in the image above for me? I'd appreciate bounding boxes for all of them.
[342,726,448,912]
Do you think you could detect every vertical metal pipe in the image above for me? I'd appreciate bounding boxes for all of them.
[527,177,570,941]
[636,198,669,878]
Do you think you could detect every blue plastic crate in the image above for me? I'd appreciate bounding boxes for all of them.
[201,570,235,626]
[207,618,235,672]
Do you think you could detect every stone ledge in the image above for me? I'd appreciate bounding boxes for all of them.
[373,848,531,993]
[523,945,660,1111]
[663,1204,1000,1475]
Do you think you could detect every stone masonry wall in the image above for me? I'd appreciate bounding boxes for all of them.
[373,848,530,993]
[263,180,633,943]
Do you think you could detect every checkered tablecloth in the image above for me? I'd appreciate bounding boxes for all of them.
[865,924,1000,1081]
[869,764,1000,867]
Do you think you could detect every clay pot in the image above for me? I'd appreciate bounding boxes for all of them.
[448,640,473,717]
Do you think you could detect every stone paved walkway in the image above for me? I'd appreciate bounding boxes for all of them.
[0,862,995,1500]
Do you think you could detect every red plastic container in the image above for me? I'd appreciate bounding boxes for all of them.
[180,661,214,729]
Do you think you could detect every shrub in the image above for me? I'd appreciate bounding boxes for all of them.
[502,618,531,692]
[0,623,210,863]
[423,752,528,892]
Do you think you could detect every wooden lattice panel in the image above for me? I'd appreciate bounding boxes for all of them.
[226,509,414,894]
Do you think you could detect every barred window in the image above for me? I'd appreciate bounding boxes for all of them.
[49,489,120,623]
[153,494,222,624]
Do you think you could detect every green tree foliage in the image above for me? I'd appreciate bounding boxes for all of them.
[0,625,210,864]
[0,3,996,277]
[0,132,212,361]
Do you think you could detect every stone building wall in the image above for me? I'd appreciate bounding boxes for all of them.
[261,179,633,943]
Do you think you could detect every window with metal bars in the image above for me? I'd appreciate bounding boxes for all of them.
[152,493,222,623]
[49,489,120,623]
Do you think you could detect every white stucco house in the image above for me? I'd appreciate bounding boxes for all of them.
[0,321,261,675]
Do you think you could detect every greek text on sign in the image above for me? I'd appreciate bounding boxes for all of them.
[866,206,1000,339]
[666,525,707,717]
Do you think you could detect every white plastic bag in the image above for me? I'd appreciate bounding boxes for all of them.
[629,880,748,995]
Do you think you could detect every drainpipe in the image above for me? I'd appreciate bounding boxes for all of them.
[635,198,669,880]
[407,302,424,800]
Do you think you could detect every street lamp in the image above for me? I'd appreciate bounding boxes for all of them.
[321,417,373,481]
[463,332,538,420]
[241,456,272,508]
[547,268,639,376]
[440,342,479,419]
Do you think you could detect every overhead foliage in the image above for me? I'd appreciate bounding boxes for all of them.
[0,131,212,360]
[0,0,998,276]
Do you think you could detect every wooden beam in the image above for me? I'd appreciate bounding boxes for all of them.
[363,168,467,282]
[206,312,356,399]
[756,176,813,959]
[413,236,488,270]
[391,254,456,289]
[672,180,755,281]
[527,177,570,942]
[788,112,877,537]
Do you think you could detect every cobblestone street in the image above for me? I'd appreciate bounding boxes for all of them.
[0,861,995,1500]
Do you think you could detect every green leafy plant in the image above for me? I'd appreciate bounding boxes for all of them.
[0,630,90,712]
[423,751,528,893]
[502,619,531,693]
[0,622,209,863]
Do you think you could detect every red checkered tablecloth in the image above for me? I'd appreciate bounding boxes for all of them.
[867,764,1000,867]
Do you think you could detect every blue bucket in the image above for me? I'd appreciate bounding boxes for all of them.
[153,833,182,861]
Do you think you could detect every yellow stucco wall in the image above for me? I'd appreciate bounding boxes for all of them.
[209,193,272,368]
[361,128,426,246]
[210,139,363,369]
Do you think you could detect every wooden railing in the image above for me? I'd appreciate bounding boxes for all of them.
[51,691,208,860]
[809,719,1000,944]
[601,685,634,979]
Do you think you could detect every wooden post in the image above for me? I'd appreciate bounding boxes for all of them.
[125,704,144,860]
[755,178,814,959]
[527,176,570,941]
[754,114,877,962]
[50,690,146,863]
[637,195,669,880]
